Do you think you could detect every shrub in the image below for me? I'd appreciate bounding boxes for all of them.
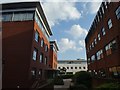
[60,74,74,79]
[53,76,64,85]
[72,71,92,88]
[70,84,88,90]
[96,82,120,90]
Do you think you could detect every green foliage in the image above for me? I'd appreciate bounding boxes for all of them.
[53,76,64,85]
[96,82,120,90]
[60,74,74,79]
[72,71,92,88]
[70,84,88,90]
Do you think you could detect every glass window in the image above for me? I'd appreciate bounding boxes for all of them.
[45,45,48,52]
[91,55,95,61]
[96,49,103,60]
[88,58,90,64]
[79,67,81,69]
[67,67,69,69]
[115,6,120,19]
[98,33,101,41]
[75,67,77,69]
[101,4,105,14]
[108,19,112,29]
[31,68,36,77]
[90,45,92,50]
[104,2,108,9]
[71,67,73,69]
[2,14,13,21]
[35,31,39,42]
[92,42,94,48]
[94,38,97,45]
[32,48,37,61]
[83,67,86,69]
[38,69,42,77]
[40,53,43,63]
[44,57,47,65]
[102,27,106,36]
[41,39,44,47]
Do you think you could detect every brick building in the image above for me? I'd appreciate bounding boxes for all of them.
[85,1,120,81]
[49,41,59,70]
[2,1,58,88]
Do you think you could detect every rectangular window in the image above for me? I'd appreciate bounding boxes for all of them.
[98,33,101,41]
[88,58,90,64]
[67,67,69,69]
[44,57,47,65]
[96,49,103,60]
[105,40,117,56]
[91,55,95,61]
[31,68,36,78]
[45,45,48,52]
[101,4,105,14]
[75,67,77,69]
[90,45,92,50]
[35,31,39,42]
[41,39,44,47]
[94,38,97,45]
[102,27,106,36]
[32,48,37,61]
[40,53,43,63]
[38,69,42,77]
[105,43,112,56]
[92,42,94,48]
[115,6,120,19]
[108,19,112,29]
[104,2,108,9]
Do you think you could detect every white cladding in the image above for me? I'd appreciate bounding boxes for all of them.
[57,60,87,74]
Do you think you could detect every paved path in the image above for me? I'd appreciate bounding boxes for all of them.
[54,79,72,90]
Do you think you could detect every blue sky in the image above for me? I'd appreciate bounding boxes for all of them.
[41,1,102,60]
[1,0,102,60]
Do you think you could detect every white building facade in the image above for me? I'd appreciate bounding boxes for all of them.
[57,59,87,74]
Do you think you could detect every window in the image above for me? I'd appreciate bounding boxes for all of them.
[104,2,108,9]
[92,42,94,48]
[67,67,69,69]
[94,38,97,45]
[91,55,95,61]
[35,31,39,42]
[75,67,77,69]
[79,67,81,69]
[40,53,43,63]
[88,58,90,64]
[83,67,86,69]
[31,68,36,78]
[44,57,47,65]
[105,40,117,55]
[115,6,120,19]
[90,45,92,50]
[32,48,37,61]
[96,49,103,60]
[41,39,44,47]
[38,69,42,77]
[45,45,48,52]
[108,19,112,29]
[98,34,101,41]
[102,27,106,36]
[101,5,105,14]
[71,67,73,69]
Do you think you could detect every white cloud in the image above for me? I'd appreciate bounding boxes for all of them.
[58,38,84,53]
[58,38,76,52]
[67,24,88,39]
[79,40,85,47]
[42,1,81,27]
